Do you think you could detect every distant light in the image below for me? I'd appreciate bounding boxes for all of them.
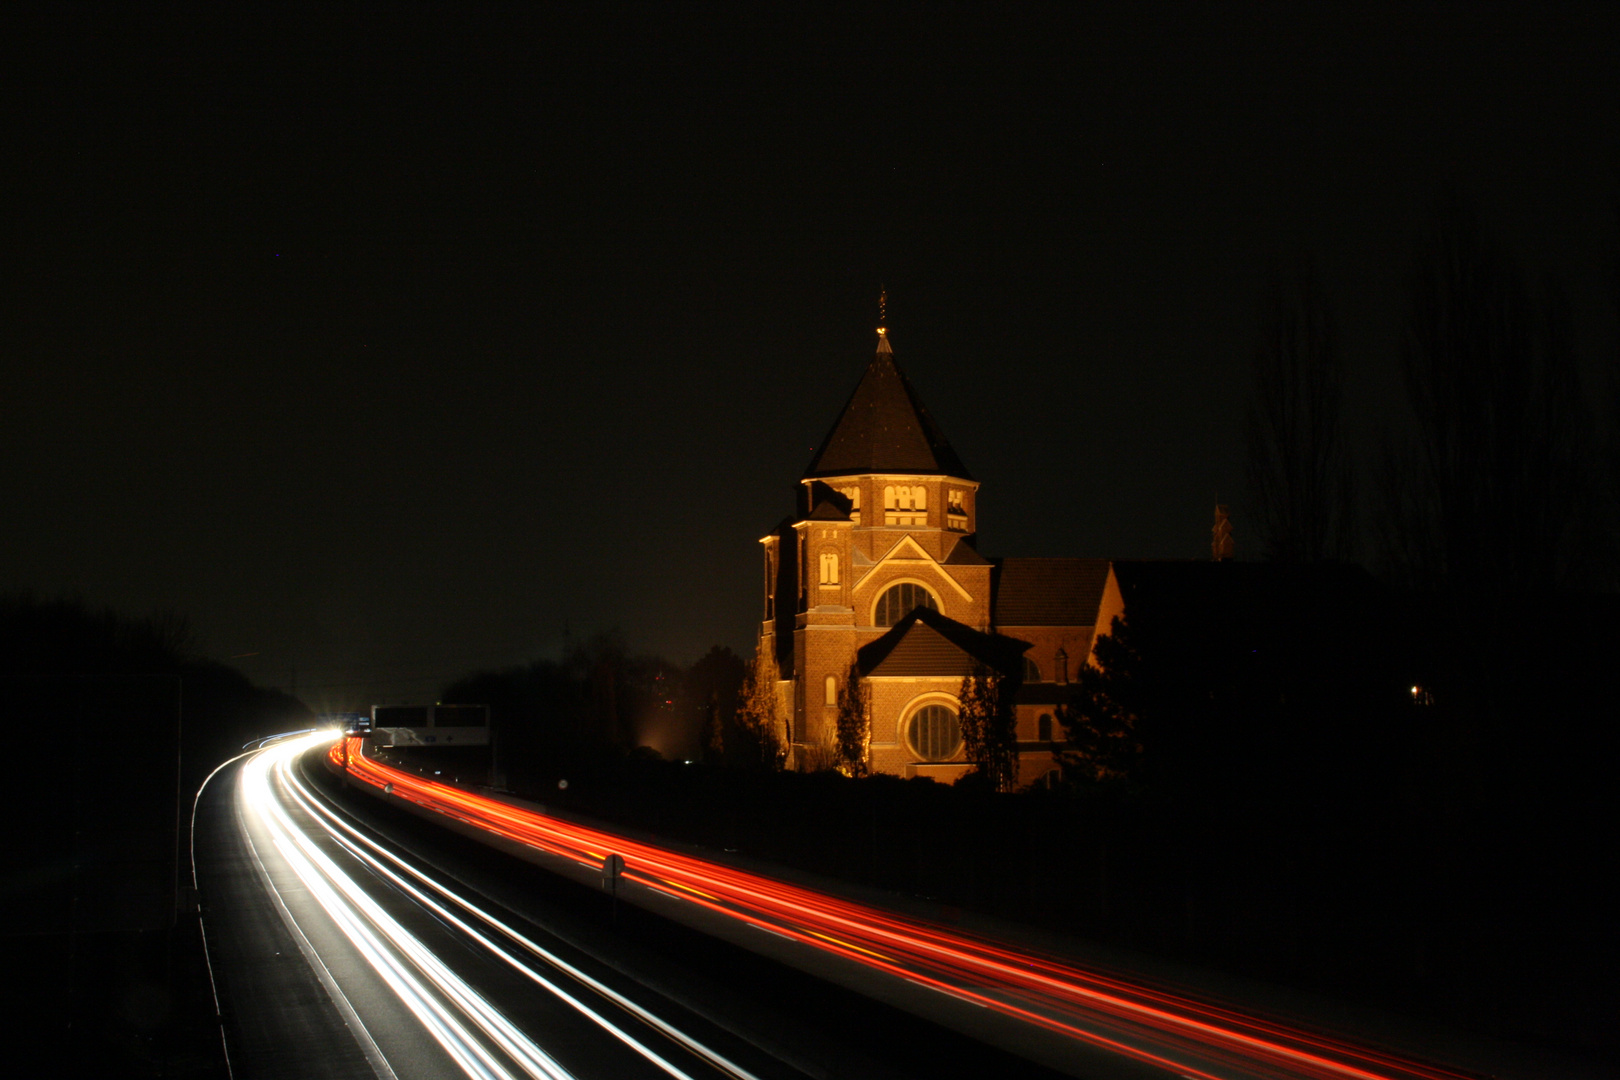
[558,779,569,791]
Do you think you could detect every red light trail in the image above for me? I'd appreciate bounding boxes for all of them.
[334,738,1485,1080]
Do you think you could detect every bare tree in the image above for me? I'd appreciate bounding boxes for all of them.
[1602,191,1620,590]
[1244,260,1355,563]
[1389,199,1593,594]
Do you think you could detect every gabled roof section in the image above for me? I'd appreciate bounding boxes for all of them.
[856,535,974,601]
[803,481,854,521]
[992,557,1111,626]
[807,500,850,521]
[858,607,1029,679]
[874,534,934,563]
[943,536,991,566]
[803,332,973,481]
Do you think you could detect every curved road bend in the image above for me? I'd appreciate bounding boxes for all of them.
[330,736,1516,1080]
[195,732,1079,1080]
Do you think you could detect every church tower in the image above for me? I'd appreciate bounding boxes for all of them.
[760,302,994,770]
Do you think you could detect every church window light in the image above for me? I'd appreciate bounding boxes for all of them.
[874,582,938,626]
[906,704,962,762]
[1038,713,1053,741]
[947,488,968,530]
[825,674,838,706]
[819,551,840,586]
[764,554,775,619]
[884,483,927,526]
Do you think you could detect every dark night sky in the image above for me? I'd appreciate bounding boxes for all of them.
[4,5,1616,710]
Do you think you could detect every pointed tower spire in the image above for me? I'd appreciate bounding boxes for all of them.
[876,286,891,355]
[803,299,972,480]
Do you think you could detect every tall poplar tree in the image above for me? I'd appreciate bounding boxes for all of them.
[1384,198,1594,593]
[957,662,1017,792]
[834,661,871,777]
[1244,260,1355,563]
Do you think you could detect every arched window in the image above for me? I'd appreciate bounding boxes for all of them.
[824,674,838,706]
[1055,647,1069,685]
[1023,656,1041,683]
[818,551,839,585]
[764,550,775,619]
[874,582,938,626]
[1038,713,1053,741]
[883,484,927,525]
[905,704,962,762]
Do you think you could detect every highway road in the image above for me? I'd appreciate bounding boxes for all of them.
[196,732,1534,1080]
[195,732,1077,1080]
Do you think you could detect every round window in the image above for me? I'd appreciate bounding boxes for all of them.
[906,704,962,762]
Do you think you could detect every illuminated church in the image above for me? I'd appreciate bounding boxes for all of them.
[758,316,1111,787]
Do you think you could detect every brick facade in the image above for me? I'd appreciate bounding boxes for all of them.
[758,326,1109,788]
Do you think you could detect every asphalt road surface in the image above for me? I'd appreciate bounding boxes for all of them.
[198,733,1599,1080]
[195,733,1087,1080]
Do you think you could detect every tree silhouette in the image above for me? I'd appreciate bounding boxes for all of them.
[681,644,746,764]
[957,662,1017,792]
[732,644,786,771]
[833,661,870,777]
[1244,260,1355,563]
[1055,615,1144,785]
[1382,198,1594,593]
[1603,193,1620,590]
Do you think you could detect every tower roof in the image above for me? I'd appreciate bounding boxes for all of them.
[802,332,973,481]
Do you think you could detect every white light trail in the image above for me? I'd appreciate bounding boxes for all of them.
[240,734,575,1080]
[277,765,764,1080]
[239,734,762,1080]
